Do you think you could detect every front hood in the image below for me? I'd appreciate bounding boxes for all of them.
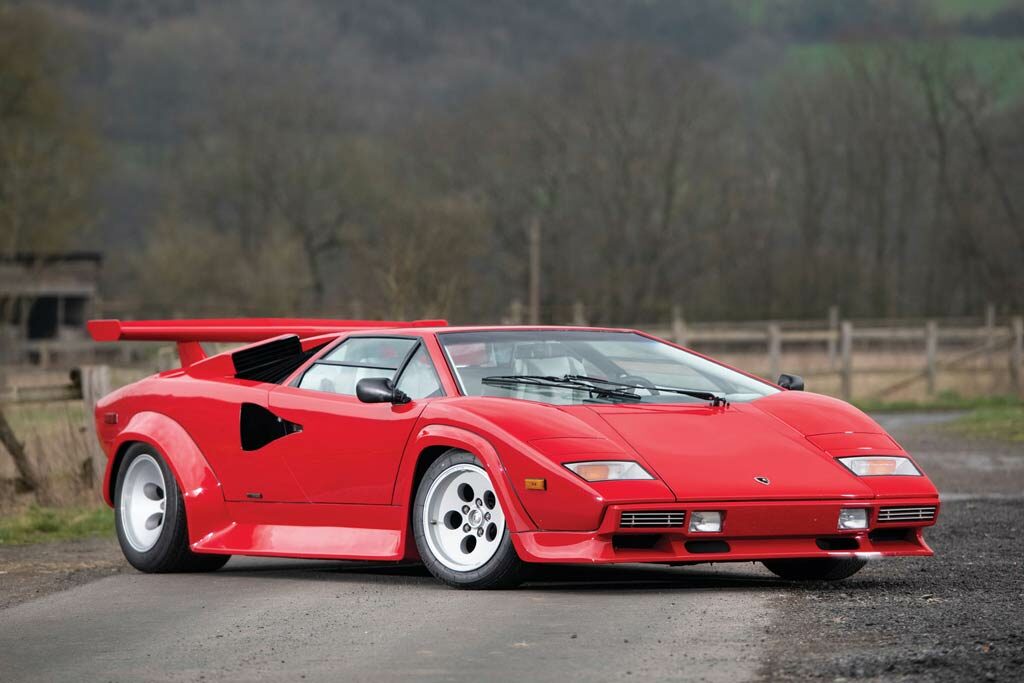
[588,398,876,501]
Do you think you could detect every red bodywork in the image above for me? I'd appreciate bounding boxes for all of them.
[89,319,939,566]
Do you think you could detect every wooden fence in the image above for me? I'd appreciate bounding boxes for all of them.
[507,302,1024,401]
[1,309,1022,495]
[0,366,110,495]
[648,316,1022,401]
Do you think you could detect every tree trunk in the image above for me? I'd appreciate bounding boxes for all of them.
[0,406,40,493]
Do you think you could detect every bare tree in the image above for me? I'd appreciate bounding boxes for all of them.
[0,5,98,257]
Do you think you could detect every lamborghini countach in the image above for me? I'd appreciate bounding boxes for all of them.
[88,318,939,588]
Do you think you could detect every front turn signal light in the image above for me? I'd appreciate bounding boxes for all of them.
[838,456,920,477]
[564,461,654,482]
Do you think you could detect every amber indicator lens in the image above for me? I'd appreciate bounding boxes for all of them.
[573,464,610,481]
[564,461,654,482]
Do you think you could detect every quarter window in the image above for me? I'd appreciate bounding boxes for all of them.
[297,337,443,400]
[298,337,416,397]
[395,345,443,400]
[322,338,417,366]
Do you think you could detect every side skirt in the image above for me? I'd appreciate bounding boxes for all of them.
[191,502,408,561]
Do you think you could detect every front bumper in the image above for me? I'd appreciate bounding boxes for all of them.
[510,498,939,564]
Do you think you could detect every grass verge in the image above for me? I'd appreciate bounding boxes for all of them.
[855,392,1022,413]
[946,405,1024,442]
[0,506,114,545]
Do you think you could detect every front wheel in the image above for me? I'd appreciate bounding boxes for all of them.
[115,443,230,573]
[413,449,526,589]
[762,557,867,581]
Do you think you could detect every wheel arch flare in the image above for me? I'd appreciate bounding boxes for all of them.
[399,423,537,534]
[107,411,231,547]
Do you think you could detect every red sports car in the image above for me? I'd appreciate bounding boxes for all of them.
[88,319,939,589]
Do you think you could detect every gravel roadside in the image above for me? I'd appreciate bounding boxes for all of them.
[763,414,1024,681]
[763,499,1023,681]
[0,536,126,610]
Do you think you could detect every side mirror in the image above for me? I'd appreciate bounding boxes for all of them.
[356,377,410,404]
[778,373,804,391]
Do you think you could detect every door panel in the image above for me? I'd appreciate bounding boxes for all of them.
[165,379,308,502]
[269,385,427,504]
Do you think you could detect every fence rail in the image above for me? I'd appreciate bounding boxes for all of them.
[0,365,110,495]
[505,301,1024,401]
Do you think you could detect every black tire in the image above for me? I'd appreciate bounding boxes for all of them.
[114,443,230,573]
[762,557,867,581]
[413,449,527,589]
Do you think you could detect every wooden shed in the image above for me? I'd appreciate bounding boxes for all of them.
[0,252,102,365]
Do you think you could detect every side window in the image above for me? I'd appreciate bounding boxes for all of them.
[395,345,443,400]
[298,337,416,396]
[323,338,416,366]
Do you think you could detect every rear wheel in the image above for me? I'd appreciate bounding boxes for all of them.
[762,557,867,581]
[413,449,526,589]
[115,443,230,573]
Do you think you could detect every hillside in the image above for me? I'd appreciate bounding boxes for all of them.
[5,0,1022,321]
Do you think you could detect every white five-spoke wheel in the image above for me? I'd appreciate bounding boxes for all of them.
[120,453,167,552]
[413,449,526,589]
[422,463,506,571]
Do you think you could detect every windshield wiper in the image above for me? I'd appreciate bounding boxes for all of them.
[481,375,641,403]
[563,375,729,407]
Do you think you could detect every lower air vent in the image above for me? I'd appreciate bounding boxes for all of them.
[620,510,685,528]
[612,534,662,550]
[877,506,936,522]
[816,537,860,551]
[685,540,730,554]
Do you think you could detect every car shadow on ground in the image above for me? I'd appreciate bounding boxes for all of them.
[210,557,855,593]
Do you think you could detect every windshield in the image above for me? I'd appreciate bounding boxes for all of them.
[438,330,778,405]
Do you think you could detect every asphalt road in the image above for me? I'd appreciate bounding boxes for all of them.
[1,412,1021,682]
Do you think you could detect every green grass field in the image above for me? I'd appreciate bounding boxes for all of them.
[855,392,1022,413]
[780,36,1024,96]
[740,0,1019,25]
[0,506,114,545]
[947,405,1024,442]
[857,391,1024,442]
[6,400,86,431]
[933,0,1018,19]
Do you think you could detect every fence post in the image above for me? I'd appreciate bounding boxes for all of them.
[1011,316,1023,398]
[671,306,688,346]
[528,216,541,325]
[985,303,996,389]
[508,299,524,325]
[925,320,938,396]
[79,365,111,488]
[572,301,587,327]
[840,321,853,401]
[767,323,782,381]
[827,305,839,370]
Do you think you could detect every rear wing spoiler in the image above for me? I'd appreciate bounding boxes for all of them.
[87,318,447,366]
